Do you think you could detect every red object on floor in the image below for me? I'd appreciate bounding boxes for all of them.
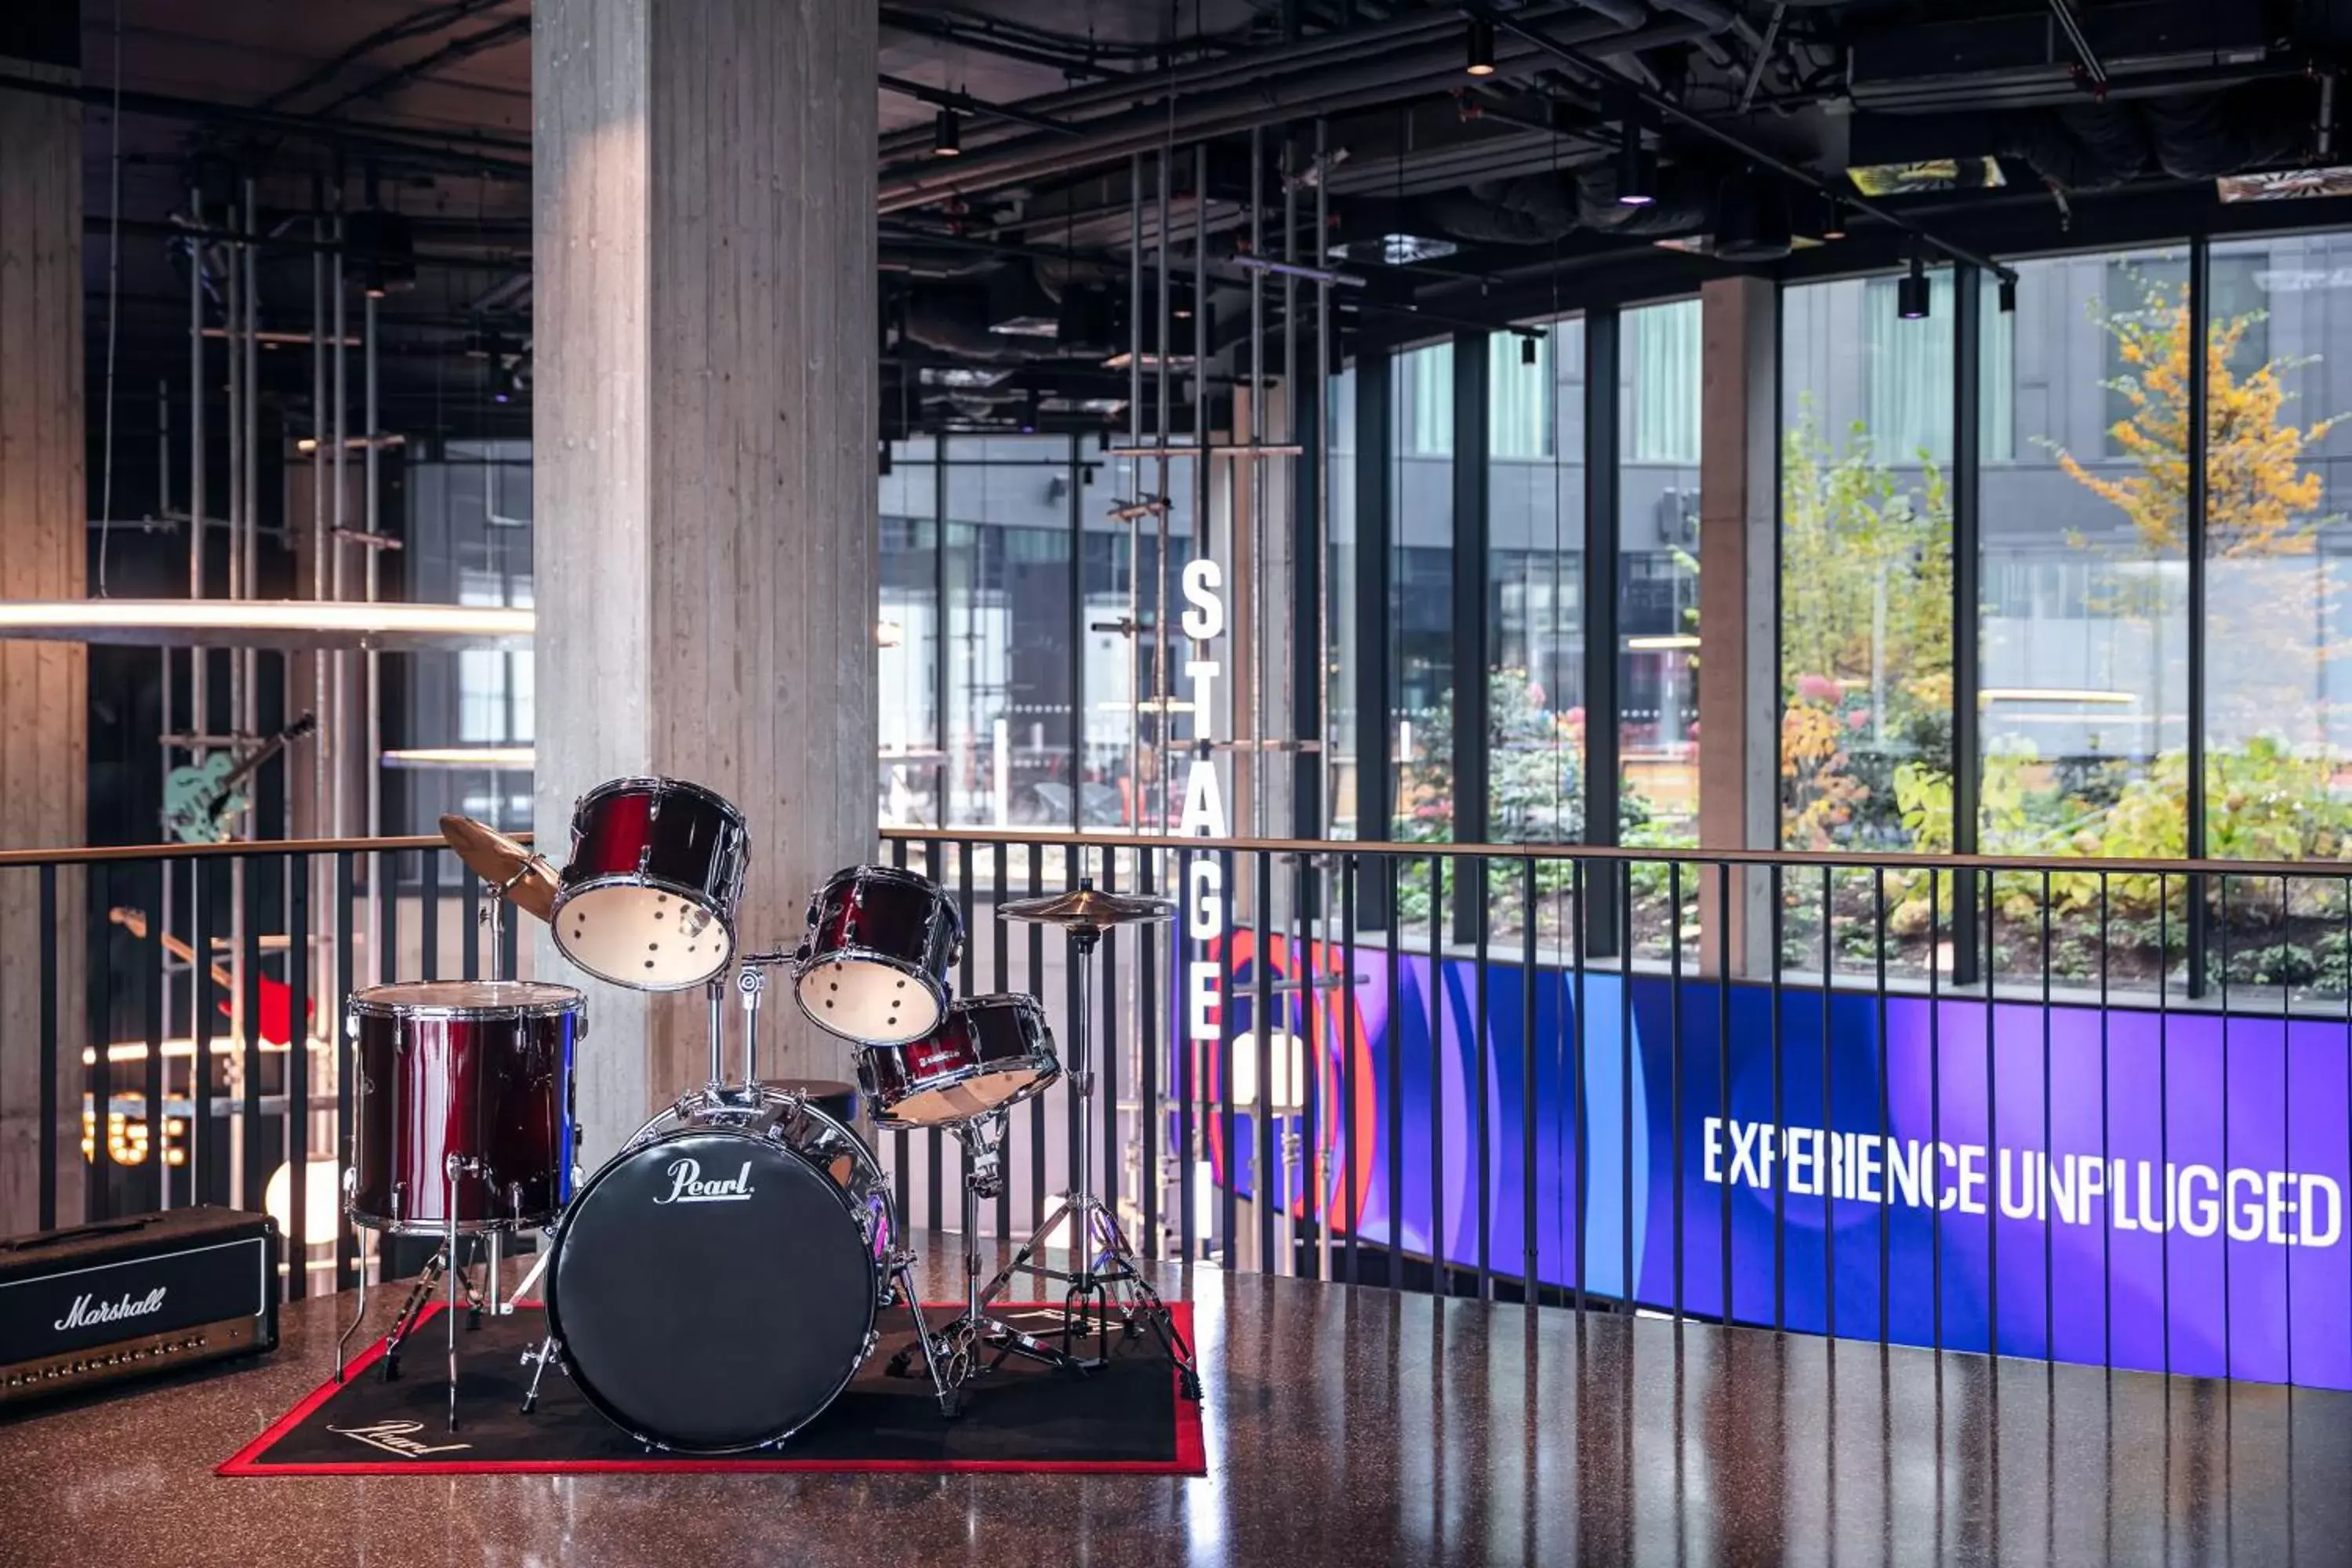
[220,1301,1205,1478]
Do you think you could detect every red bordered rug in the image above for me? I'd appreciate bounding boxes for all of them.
[220,1301,1204,1477]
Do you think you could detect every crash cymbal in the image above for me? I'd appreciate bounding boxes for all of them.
[437,814,558,923]
[997,879,1174,931]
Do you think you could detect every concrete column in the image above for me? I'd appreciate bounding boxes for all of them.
[534,0,878,1157]
[0,49,87,1230]
[1696,277,1777,976]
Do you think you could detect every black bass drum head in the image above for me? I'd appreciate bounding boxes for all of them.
[546,1128,879,1451]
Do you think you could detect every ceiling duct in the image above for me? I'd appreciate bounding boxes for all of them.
[1849,2,2274,114]
[1712,172,1792,260]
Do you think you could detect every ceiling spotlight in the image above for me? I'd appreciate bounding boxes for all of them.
[1466,17,1496,76]
[1615,122,1654,207]
[1822,197,1847,241]
[933,109,962,158]
[1519,336,1537,366]
[1998,273,2018,314]
[1897,242,1931,321]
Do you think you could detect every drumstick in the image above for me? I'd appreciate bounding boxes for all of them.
[107,906,307,1046]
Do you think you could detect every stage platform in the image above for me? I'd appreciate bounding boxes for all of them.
[0,1236,2345,1567]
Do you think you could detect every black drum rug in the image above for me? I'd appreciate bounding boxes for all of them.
[220,1301,1203,1477]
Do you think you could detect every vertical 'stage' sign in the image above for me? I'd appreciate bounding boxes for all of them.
[1181,559,1228,1049]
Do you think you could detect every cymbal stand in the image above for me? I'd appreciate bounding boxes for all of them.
[975,923,1200,1398]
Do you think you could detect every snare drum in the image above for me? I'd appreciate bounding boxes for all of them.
[856,993,1059,1129]
[553,777,749,989]
[794,865,962,1045]
[347,981,583,1234]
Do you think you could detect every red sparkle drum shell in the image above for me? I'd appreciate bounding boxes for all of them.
[553,777,750,990]
[347,982,583,1235]
[795,865,964,1045]
[855,993,1059,1129]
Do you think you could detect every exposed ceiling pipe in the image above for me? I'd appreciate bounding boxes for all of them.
[0,74,533,177]
[255,0,511,112]
[875,2,1625,162]
[878,74,1083,137]
[878,16,1705,212]
[1472,3,2020,284]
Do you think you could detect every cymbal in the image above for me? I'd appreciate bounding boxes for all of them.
[998,880,1174,931]
[437,815,558,923]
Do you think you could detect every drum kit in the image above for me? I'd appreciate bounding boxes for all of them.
[334,775,1198,1453]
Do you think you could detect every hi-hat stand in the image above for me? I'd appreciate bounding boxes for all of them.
[923,886,1200,1399]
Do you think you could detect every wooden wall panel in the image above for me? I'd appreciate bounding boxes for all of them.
[0,78,86,1232]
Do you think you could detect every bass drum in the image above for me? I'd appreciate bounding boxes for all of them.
[546,1088,895,1452]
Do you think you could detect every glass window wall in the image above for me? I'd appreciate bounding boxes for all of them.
[1981,246,2190,865]
[1780,275,1955,855]
[2205,234,2352,864]
[1393,339,1455,841]
[1488,317,1584,844]
[1621,300,1701,846]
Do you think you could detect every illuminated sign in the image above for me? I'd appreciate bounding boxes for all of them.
[81,1096,190,1167]
[1204,940,2352,1391]
[1181,558,1229,1049]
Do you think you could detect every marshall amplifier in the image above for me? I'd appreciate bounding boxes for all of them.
[0,1207,278,1407]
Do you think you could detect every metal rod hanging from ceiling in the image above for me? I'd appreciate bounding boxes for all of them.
[187,187,207,770]
[1468,2,2020,285]
[1249,122,1266,838]
[242,179,261,757]
[1129,151,1145,833]
[1156,148,1175,836]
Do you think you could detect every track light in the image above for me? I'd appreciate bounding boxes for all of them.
[1897,243,1930,321]
[1822,197,1847,241]
[1520,335,1537,366]
[1615,121,1654,207]
[1466,17,1496,77]
[1998,273,2018,314]
[932,109,961,158]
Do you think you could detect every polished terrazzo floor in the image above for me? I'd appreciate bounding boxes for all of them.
[0,1237,2346,1567]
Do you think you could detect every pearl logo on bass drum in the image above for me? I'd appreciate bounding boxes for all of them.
[653,1158,756,1205]
[53,1288,166,1332]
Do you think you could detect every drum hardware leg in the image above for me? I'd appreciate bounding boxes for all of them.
[892,1260,962,1418]
[736,962,768,1090]
[335,1172,367,1384]
[504,1235,554,1312]
[485,1229,505,1317]
[704,975,728,1096]
[379,1247,446,1383]
[445,1156,465,1431]
[518,1334,564,1415]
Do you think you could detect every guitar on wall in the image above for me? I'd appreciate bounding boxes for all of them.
[160,713,317,845]
[106,907,311,1046]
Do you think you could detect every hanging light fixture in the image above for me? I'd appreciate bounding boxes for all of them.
[1465,17,1497,77]
[932,109,961,158]
[1615,119,1654,207]
[1520,335,1538,366]
[1897,240,1931,320]
[1998,273,2018,313]
[1822,197,1848,240]
[0,600,533,650]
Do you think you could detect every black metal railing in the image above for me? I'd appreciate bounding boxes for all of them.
[4,828,2347,1391]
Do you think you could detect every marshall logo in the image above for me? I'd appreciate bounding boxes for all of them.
[53,1287,167,1332]
[654,1157,755,1205]
[328,1420,472,1459]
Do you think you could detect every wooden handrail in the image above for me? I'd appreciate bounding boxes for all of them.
[0,831,532,869]
[878,822,2352,884]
